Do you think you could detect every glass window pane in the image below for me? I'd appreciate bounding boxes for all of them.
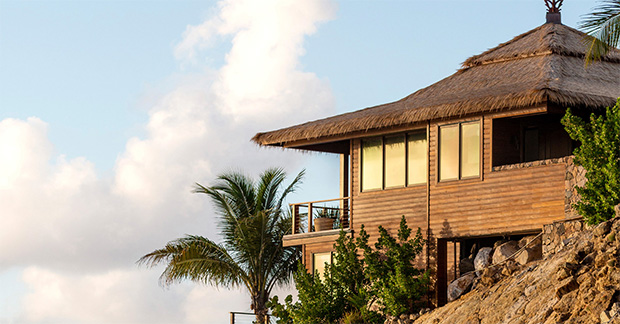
[439,125,459,181]
[384,136,405,188]
[313,252,331,278]
[362,138,382,191]
[461,122,480,178]
[407,132,427,185]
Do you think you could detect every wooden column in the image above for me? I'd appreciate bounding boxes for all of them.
[436,238,448,306]
[340,153,349,228]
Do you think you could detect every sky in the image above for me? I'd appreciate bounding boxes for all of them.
[0,0,602,323]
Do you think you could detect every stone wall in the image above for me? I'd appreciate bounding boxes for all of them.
[564,156,586,219]
[542,218,584,257]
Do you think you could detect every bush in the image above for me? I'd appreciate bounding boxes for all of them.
[268,216,428,323]
[361,217,430,316]
[561,99,620,225]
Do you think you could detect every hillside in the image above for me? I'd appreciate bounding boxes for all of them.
[414,216,620,324]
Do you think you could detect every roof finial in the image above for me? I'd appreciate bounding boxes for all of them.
[545,0,563,24]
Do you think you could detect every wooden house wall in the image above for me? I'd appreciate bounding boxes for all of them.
[349,111,566,244]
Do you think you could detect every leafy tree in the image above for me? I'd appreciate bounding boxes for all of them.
[361,217,430,316]
[138,168,303,323]
[581,0,620,65]
[279,230,375,324]
[269,216,427,323]
[561,99,620,224]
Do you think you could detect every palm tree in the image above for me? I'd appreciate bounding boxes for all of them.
[138,168,303,323]
[581,0,620,65]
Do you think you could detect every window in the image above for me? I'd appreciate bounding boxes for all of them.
[361,138,382,191]
[407,132,427,185]
[361,131,427,191]
[439,121,480,181]
[384,136,406,188]
[312,252,332,278]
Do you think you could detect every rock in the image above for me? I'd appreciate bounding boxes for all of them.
[492,241,519,264]
[600,310,612,323]
[608,232,616,242]
[518,235,540,248]
[610,302,620,317]
[460,257,475,274]
[594,221,612,237]
[515,245,542,265]
[478,266,501,286]
[409,314,419,321]
[524,285,536,297]
[474,247,493,273]
[555,277,578,298]
[447,273,475,302]
[501,260,519,276]
[493,240,507,249]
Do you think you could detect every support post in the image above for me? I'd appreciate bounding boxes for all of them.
[308,203,313,232]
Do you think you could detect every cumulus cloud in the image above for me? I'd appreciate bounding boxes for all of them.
[0,0,336,322]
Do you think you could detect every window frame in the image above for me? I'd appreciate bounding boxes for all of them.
[438,119,482,182]
[360,129,428,192]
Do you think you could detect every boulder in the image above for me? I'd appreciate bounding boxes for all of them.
[474,247,493,272]
[515,246,542,265]
[460,257,475,274]
[518,235,539,248]
[492,241,519,264]
[447,273,475,302]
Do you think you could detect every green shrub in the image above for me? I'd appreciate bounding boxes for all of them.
[360,216,429,316]
[561,99,620,225]
[269,216,428,323]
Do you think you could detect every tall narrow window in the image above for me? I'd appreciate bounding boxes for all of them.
[407,132,427,185]
[439,121,480,181]
[461,122,480,178]
[313,252,332,278]
[439,125,459,181]
[361,138,382,191]
[384,136,405,188]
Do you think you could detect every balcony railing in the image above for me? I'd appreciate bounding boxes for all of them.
[290,197,350,235]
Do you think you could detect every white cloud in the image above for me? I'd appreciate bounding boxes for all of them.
[0,0,335,322]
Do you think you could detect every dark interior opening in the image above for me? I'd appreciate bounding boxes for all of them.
[492,113,577,167]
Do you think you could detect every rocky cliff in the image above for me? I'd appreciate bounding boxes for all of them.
[414,215,620,324]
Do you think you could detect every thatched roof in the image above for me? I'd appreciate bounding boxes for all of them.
[253,23,620,147]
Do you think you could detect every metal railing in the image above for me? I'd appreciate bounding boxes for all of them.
[290,197,350,234]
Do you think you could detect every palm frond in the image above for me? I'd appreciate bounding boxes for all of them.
[276,169,305,211]
[138,235,248,287]
[580,0,620,65]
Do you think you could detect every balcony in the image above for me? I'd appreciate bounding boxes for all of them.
[282,197,351,247]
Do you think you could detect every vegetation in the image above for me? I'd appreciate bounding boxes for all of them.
[561,99,620,224]
[360,217,429,317]
[581,0,620,65]
[138,168,303,323]
[268,216,429,324]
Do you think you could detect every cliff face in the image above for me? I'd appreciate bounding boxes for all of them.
[414,216,620,324]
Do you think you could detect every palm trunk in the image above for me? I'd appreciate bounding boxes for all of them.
[252,293,269,324]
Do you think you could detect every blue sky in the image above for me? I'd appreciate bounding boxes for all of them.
[0,0,602,323]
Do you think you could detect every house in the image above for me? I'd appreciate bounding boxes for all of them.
[252,7,620,305]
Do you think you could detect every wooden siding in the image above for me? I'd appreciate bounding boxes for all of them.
[304,242,335,271]
[350,109,565,243]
